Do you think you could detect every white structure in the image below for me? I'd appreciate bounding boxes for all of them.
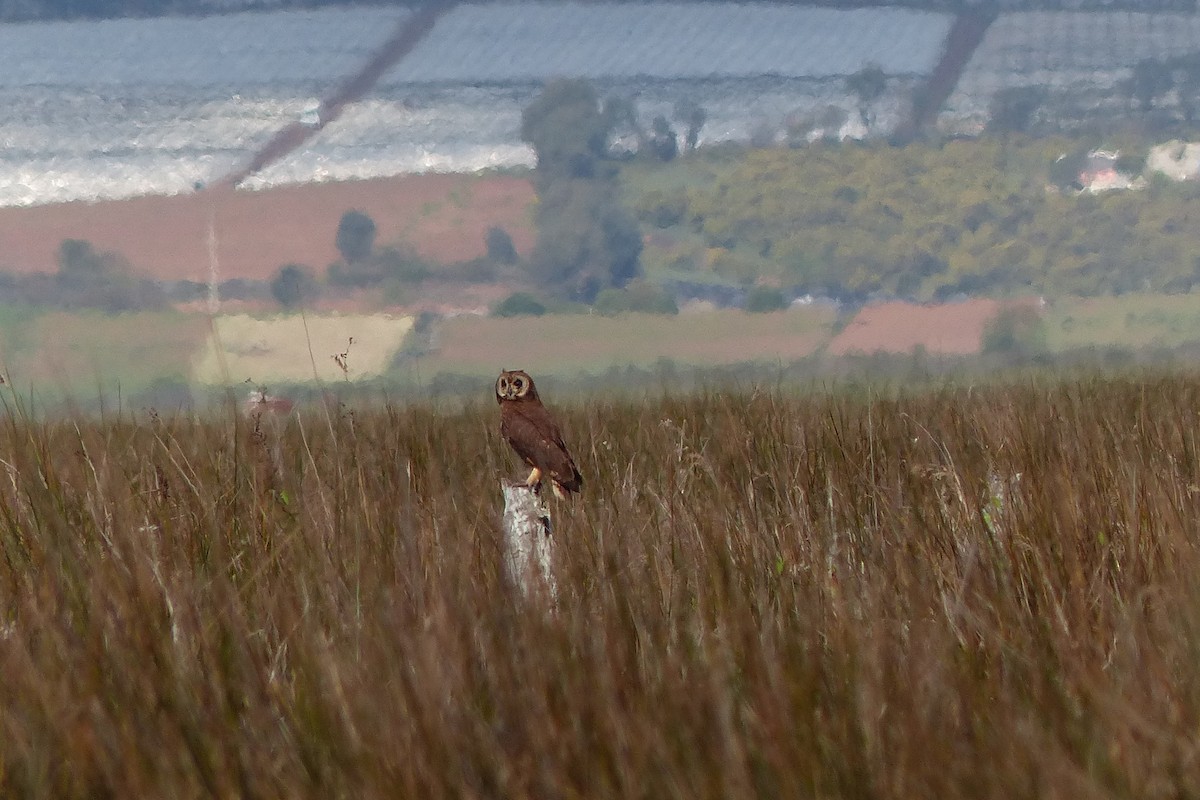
[1147,140,1200,181]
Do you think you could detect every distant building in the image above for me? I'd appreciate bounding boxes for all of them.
[1146,140,1200,181]
[1078,149,1134,193]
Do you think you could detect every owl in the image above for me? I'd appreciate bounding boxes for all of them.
[496,369,582,498]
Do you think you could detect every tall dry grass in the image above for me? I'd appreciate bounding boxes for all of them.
[2,375,1200,797]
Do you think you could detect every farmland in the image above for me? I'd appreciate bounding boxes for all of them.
[4,375,1200,795]
[410,307,838,379]
[14,290,1200,407]
[193,313,414,386]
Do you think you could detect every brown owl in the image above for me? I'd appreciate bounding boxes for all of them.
[496,369,582,498]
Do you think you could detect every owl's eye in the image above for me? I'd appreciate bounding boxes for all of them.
[514,378,525,391]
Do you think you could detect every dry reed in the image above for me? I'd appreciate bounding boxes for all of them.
[2,375,1200,798]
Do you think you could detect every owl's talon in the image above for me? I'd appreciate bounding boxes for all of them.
[525,466,542,487]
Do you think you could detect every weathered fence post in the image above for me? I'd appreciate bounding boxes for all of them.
[501,481,557,602]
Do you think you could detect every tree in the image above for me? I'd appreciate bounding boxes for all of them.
[270,263,317,310]
[982,304,1046,360]
[57,238,118,282]
[674,98,708,152]
[530,178,642,301]
[845,64,887,131]
[54,238,165,312]
[648,115,678,162]
[986,86,1045,135]
[485,226,518,264]
[787,105,849,146]
[1129,58,1173,114]
[1173,55,1200,123]
[335,210,376,265]
[521,79,643,300]
[603,94,645,157]
[1048,149,1089,191]
[520,78,613,182]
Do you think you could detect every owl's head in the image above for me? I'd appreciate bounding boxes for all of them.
[495,369,539,403]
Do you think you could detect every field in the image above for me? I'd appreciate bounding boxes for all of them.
[0,174,536,282]
[0,310,208,400]
[409,307,838,379]
[193,313,414,386]
[3,374,1200,795]
[828,298,1014,356]
[1044,293,1200,353]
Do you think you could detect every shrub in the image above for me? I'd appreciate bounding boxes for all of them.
[376,245,431,285]
[327,260,379,289]
[485,226,518,264]
[270,264,318,310]
[744,285,788,313]
[982,304,1047,358]
[328,244,429,288]
[492,292,547,317]
[218,278,269,302]
[442,258,497,284]
[57,238,117,282]
[708,248,761,284]
[593,281,678,316]
[634,190,689,229]
[53,238,167,312]
[1049,149,1088,191]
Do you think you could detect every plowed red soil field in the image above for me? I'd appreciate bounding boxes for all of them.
[829,299,1008,356]
[0,173,536,283]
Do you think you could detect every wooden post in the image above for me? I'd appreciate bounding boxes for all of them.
[501,481,556,602]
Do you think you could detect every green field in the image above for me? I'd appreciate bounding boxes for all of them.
[407,307,838,380]
[10,295,1200,406]
[1043,292,1200,352]
[0,309,207,400]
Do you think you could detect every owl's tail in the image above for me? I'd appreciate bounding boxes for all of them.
[555,465,583,496]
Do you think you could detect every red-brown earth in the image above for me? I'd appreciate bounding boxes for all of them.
[828,299,1016,356]
[0,173,537,283]
[0,174,1014,357]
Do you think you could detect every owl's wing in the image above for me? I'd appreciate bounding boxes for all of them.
[503,405,583,493]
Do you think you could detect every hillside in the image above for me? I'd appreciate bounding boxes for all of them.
[629,135,1200,299]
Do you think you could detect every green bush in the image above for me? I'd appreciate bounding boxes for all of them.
[982,304,1047,358]
[744,285,788,313]
[270,263,318,310]
[492,292,547,317]
[709,249,762,284]
[485,226,518,264]
[443,258,497,284]
[634,190,689,228]
[54,238,167,312]
[593,281,678,316]
[377,245,431,285]
[328,244,429,288]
